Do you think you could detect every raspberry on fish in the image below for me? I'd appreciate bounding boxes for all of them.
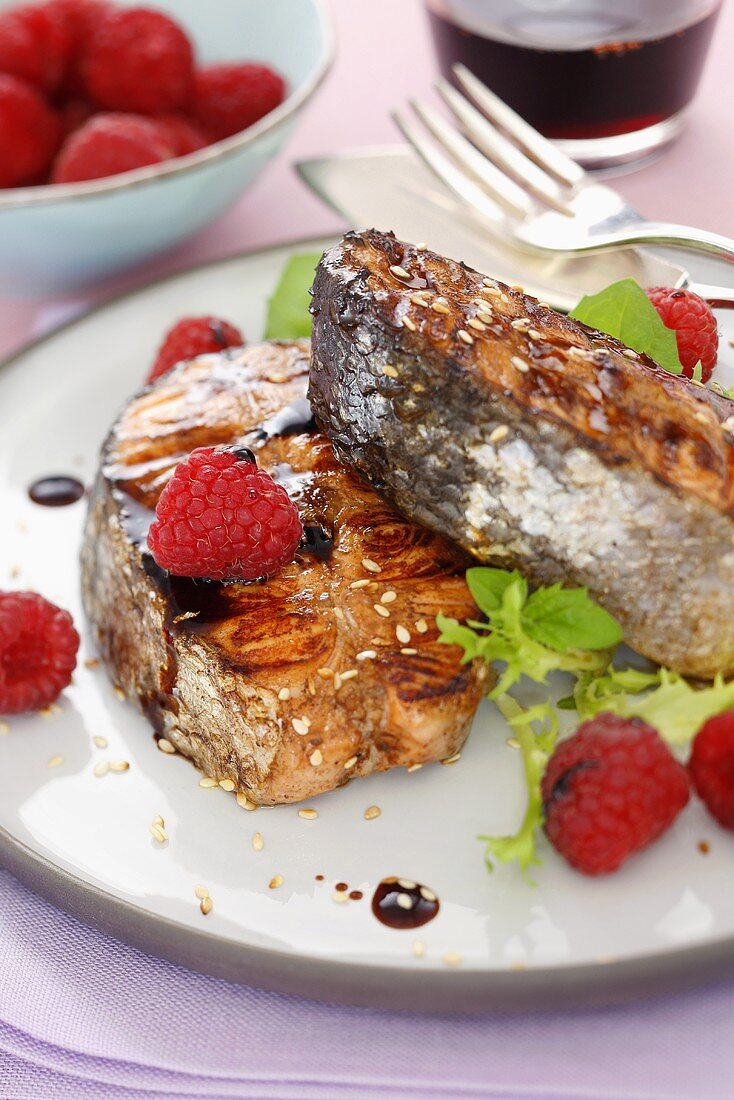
[148,316,244,382]
[646,286,719,382]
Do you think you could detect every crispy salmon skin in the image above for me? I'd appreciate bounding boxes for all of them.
[309,229,734,679]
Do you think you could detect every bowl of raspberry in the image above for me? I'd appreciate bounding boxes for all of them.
[0,0,333,294]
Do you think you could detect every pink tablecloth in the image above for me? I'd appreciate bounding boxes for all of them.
[2,2,734,1098]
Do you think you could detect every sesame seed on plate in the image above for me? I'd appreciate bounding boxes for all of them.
[389,264,411,280]
[114,685,125,701]
[299,808,319,820]
[382,364,399,378]
[374,604,390,618]
[84,658,100,670]
[269,875,284,889]
[506,737,521,750]
[47,755,64,769]
[150,821,167,844]
[403,316,417,332]
[489,425,509,444]
[413,940,426,958]
[364,805,381,821]
[194,884,209,900]
[158,738,175,754]
[457,329,474,345]
[407,763,423,773]
[398,878,416,889]
[109,760,129,773]
[309,749,324,767]
[415,619,428,634]
[219,779,235,792]
[442,952,462,967]
[420,886,437,902]
[236,792,257,811]
[332,890,349,904]
[511,356,530,373]
[252,832,264,851]
[396,625,411,644]
[292,717,309,736]
[396,893,413,910]
[93,761,109,778]
[200,896,213,916]
[362,558,381,573]
[441,752,462,766]
[199,776,218,788]
[278,687,291,701]
[356,649,377,661]
[0,720,10,735]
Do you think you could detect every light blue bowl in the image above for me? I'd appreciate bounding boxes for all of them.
[0,0,333,297]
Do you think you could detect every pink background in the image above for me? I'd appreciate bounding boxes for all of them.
[0,0,732,360]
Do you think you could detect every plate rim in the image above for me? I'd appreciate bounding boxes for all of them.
[2,237,734,1013]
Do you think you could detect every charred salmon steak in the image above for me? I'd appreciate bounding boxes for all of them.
[81,340,486,805]
[310,229,734,680]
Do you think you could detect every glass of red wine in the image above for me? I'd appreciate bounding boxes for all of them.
[425,0,723,171]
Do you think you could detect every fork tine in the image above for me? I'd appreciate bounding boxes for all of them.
[435,78,572,216]
[453,64,586,189]
[410,99,535,218]
[392,109,510,231]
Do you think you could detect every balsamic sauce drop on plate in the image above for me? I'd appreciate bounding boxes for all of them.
[371,877,440,930]
[28,475,85,507]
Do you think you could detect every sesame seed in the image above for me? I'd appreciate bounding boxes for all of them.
[407,763,423,773]
[93,761,109,778]
[381,590,397,604]
[416,242,427,251]
[511,284,524,293]
[431,299,451,314]
[506,737,521,750]
[420,886,437,902]
[362,558,381,573]
[390,264,411,280]
[278,687,291,701]
[382,364,399,379]
[457,329,474,345]
[109,760,129,773]
[309,749,324,767]
[114,685,125,701]
[317,667,334,679]
[153,815,164,827]
[266,372,290,384]
[398,878,416,889]
[333,606,345,621]
[252,832,264,851]
[622,348,639,359]
[47,754,64,769]
[344,756,358,769]
[410,293,429,306]
[527,328,542,341]
[84,658,100,670]
[356,649,377,661]
[403,316,417,332]
[510,317,531,331]
[443,952,462,967]
[349,578,371,590]
[194,884,209,900]
[511,960,526,971]
[467,317,486,332]
[396,893,413,910]
[219,779,235,792]
[307,677,316,696]
[158,738,175,754]
[511,356,530,373]
[298,808,319,820]
[415,619,428,634]
[441,752,461,766]
[489,425,509,444]
[374,604,390,618]
[332,890,349,904]
[400,647,418,655]
[269,875,283,889]
[476,310,494,325]
[199,776,218,789]
[340,669,359,682]
[292,717,309,736]
[333,673,343,690]
[413,940,426,958]
[0,720,9,735]
[236,792,257,810]
[723,416,734,433]
[364,805,381,821]
[396,625,411,644]
[150,822,167,844]
[200,896,213,916]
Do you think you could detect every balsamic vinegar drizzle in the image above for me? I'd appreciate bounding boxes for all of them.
[28,475,85,507]
[371,877,440,929]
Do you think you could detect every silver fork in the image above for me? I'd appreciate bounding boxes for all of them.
[394,64,734,272]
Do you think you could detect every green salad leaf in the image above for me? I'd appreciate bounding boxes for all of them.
[264,252,322,340]
[570,277,683,374]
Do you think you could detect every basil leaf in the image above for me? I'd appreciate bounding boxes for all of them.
[264,253,322,340]
[522,585,623,652]
[466,567,526,616]
[570,278,683,374]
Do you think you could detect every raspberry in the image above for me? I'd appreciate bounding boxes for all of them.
[147,447,303,581]
[646,286,719,382]
[0,3,71,94]
[0,591,79,713]
[193,63,285,142]
[148,316,244,382]
[81,7,194,114]
[44,0,111,95]
[52,112,173,183]
[153,113,207,157]
[0,74,59,188]
[542,713,690,875]
[689,711,734,830]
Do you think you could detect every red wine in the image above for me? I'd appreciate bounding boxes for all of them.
[427,2,721,140]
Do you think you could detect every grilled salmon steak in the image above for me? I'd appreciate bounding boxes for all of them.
[81,340,486,804]
[310,229,734,680]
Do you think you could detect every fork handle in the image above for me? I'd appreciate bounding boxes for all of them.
[588,222,734,266]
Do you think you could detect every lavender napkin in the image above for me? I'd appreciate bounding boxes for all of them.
[1,869,732,1100]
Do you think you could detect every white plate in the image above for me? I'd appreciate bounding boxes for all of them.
[2,238,734,1012]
